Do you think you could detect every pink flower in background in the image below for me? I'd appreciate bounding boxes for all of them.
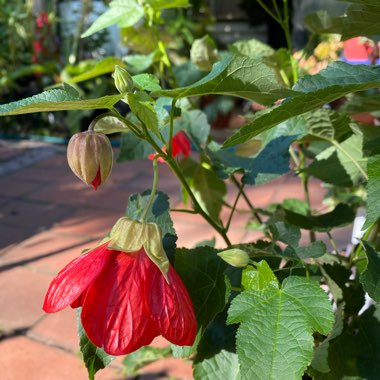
[36,12,49,29]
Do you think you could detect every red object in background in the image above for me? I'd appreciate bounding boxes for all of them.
[343,37,375,63]
[149,131,191,163]
[36,12,49,29]
[43,242,197,355]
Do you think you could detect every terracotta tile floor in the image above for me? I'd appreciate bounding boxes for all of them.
[0,140,351,379]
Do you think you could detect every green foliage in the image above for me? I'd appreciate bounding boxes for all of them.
[224,62,380,147]
[360,242,380,302]
[228,269,334,380]
[364,154,380,228]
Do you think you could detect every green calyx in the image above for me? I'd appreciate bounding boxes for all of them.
[108,217,169,280]
[113,65,134,94]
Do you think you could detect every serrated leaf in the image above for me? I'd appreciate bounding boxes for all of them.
[152,55,292,105]
[0,84,122,116]
[283,203,355,232]
[223,62,380,147]
[127,91,159,136]
[82,0,144,38]
[305,0,380,41]
[229,38,274,59]
[77,311,114,380]
[117,132,154,162]
[364,154,380,229]
[122,346,171,376]
[242,261,279,291]
[269,221,301,247]
[360,241,380,302]
[295,241,327,259]
[228,276,334,380]
[172,246,229,357]
[126,191,177,259]
[132,73,161,92]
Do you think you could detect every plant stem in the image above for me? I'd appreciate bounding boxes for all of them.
[140,157,159,221]
[168,98,177,156]
[170,208,198,214]
[256,0,282,24]
[225,181,244,232]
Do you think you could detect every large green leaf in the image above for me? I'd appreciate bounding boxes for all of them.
[364,154,380,229]
[340,92,380,114]
[360,242,380,302]
[0,84,122,116]
[224,62,380,147]
[228,275,334,380]
[305,0,380,41]
[229,38,274,59]
[77,312,114,380]
[172,246,229,357]
[82,0,144,38]
[152,55,292,105]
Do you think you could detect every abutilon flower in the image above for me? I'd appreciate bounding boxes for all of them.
[149,131,191,163]
[43,218,197,355]
[67,131,113,190]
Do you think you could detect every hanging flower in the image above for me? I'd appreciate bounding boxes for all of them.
[43,218,196,355]
[149,131,191,163]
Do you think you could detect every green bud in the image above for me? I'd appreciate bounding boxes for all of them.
[113,65,134,94]
[108,217,169,280]
[217,249,250,268]
[67,131,113,190]
[190,35,218,71]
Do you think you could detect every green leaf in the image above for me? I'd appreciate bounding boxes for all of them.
[117,132,154,162]
[65,57,124,84]
[175,109,210,146]
[93,115,130,134]
[0,84,122,116]
[82,0,144,38]
[125,52,157,74]
[360,241,380,302]
[228,276,334,380]
[194,350,240,380]
[295,241,327,259]
[364,154,380,229]
[126,191,177,259]
[242,260,279,291]
[269,221,301,247]
[144,0,189,10]
[340,92,380,114]
[305,0,380,41]
[152,55,291,105]
[122,346,171,376]
[282,198,310,215]
[229,38,274,59]
[132,73,161,92]
[223,62,380,147]
[77,312,114,380]
[283,203,355,232]
[127,91,159,136]
[172,246,229,357]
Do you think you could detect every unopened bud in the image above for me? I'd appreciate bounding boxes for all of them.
[109,217,169,279]
[67,131,113,190]
[113,65,134,94]
[190,35,218,71]
[217,248,250,268]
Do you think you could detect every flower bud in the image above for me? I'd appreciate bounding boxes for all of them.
[113,65,134,94]
[108,217,169,279]
[217,248,250,268]
[67,131,113,190]
[190,35,218,71]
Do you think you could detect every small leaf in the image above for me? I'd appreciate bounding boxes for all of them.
[223,62,380,147]
[360,241,380,302]
[242,260,279,291]
[125,52,157,73]
[228,276,334,380]
[132,73,161,92]
[77,311,114,380]
[364,154,380,229]
[0,85,122,116]
[152,55,292,105]
[175,109,210,146]
[269,221,301,247]
[93,115,129,134]
[295,241,327,259]
[172,246,229,357]
[82,0,144,38]
[117,132,154,162]
[122,346,171,376]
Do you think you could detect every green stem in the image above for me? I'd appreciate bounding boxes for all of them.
[256,0,282,23]
[140,156,160,221]
[225,181,244,232]
[170,208,198,214]
[168,98,177,156]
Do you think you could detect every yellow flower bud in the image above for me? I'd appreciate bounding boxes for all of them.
[217,248,250,268]
[67,131,113,190]
[113,65,134,94]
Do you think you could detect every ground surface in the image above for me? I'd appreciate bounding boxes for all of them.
[0,139,350,379]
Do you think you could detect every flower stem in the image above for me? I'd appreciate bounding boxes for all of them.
[140,156,160,222]
[167,99,177,156]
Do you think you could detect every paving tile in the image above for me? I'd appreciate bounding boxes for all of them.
[0,337,123,380]
[0,224,34,250]
[51,209,123,238]
[0,199,73,229]
[27,308,79,353]
[0,230,90,267]
[0,267,51,332]
[0,178,45,198]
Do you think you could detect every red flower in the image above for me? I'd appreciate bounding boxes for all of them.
[36,12,49,29]
[33,41,43,54]
[43,241,197,355]
[149,131,191,163]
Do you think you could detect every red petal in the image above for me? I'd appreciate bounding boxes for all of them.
[81,250,159,355]
[91,166,102,190]
[172,131,191,158]
[144,254,197,346]
[43,242,111,313]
